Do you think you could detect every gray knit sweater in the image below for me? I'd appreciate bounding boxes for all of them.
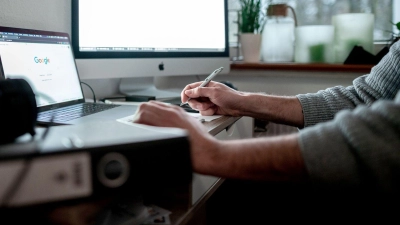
[296,41,400,193]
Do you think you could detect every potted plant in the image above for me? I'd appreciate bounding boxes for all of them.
[238,0,265,62]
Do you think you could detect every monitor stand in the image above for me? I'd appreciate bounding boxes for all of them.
[119,77,181,100]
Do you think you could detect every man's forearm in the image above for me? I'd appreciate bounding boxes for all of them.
[199,134,309,181]
[240,93,304,127]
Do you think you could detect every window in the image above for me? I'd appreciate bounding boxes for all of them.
[228,0,396,46]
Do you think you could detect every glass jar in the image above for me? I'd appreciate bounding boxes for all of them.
[261,4,297,62]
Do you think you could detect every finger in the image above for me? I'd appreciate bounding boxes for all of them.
[182,81,223,102]
[188,99,215,111]
[181,81,204,102]
[183,81,204,91]
[132,104,161,125]
[151,101,189,115]
[199,105,218,116]
[185,86,207,99]
[137,101,193,124]
[149,100,175,108]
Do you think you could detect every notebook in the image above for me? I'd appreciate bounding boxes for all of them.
[0,26,137,125]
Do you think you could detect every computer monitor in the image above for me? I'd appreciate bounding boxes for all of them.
[71,0,230,99]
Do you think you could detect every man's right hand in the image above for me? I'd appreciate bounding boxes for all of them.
[181,81,246,116]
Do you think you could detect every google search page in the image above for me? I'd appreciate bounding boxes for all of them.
[0,42,83,107]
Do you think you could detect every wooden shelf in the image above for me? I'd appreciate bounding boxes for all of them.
[230,61,374,73]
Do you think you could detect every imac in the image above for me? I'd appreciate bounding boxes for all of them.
[71,0,230,99]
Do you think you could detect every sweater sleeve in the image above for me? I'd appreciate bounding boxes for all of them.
[298,91,400,193]
[296,41,400,127]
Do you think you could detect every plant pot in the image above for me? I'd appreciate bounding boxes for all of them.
[240,33,261,62]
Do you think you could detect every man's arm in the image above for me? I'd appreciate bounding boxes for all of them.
[199,133,308,181]
[298,92,400,193]
[133,101,308,181]
[297,40,400,127]
[239,93,304,127]
[134,91,400,192]
[183,84,305,127]
[194,92,400,192]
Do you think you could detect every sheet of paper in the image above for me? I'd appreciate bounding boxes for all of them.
[105,100,144,106]
[186,112,222,122]
[106,101,221,122]
[117,111,221,128]
[116,115,187,135]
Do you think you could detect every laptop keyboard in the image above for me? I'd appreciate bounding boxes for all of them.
[38,103,121,123]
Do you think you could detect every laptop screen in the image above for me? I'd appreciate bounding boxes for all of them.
[0,27,84,108]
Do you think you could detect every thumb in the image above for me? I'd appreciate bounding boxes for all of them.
[186,86,211,98]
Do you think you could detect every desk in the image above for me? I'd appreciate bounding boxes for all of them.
[174,116,242,225]
[3,115,249,225]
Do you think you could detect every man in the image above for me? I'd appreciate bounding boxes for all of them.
[133,40,400,220]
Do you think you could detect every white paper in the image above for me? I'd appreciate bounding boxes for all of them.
[106,100,222,122]
[116,115,187,135]
[186,112,222,122]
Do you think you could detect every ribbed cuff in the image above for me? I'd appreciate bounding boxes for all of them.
[296,94,334,127]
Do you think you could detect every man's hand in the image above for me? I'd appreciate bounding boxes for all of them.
[181,81,246,116]
[132,101,219,174]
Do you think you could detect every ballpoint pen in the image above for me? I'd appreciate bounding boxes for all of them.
[180,67,224,106]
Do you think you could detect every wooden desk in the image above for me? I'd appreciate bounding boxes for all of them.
[2,116,241,225]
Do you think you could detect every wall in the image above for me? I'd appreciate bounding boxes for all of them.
[0,0,70,33]
[0,0,121,99]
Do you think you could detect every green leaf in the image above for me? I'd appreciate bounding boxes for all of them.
[391,21,400,31]
[238,0,264,34]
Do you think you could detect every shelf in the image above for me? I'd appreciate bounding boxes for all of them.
[230,62,374,73]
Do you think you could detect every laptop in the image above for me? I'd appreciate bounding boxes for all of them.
[0,26,138,126]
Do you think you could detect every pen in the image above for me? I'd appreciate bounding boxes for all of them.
[180,67,224,106]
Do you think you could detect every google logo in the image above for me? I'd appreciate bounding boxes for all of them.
[34,57,50,64]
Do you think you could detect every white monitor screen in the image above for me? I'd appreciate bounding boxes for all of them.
[78,0,226,52]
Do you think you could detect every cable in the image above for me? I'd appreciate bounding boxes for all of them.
[80,81,97,103]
